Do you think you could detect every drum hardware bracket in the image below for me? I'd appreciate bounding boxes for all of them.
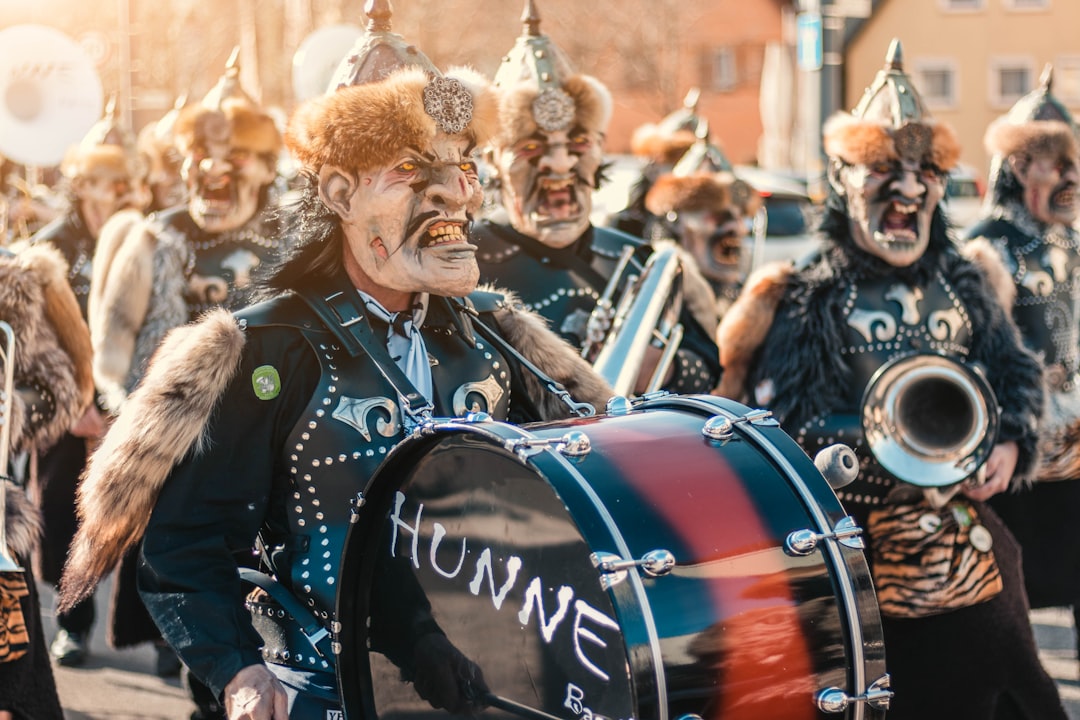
[816,674,893,713]
[785,516,865,555]
[702,408,779,441]
[605,391,671,417]
[504,430,592,460]
[590,549,676,589]
[348,492,366,524]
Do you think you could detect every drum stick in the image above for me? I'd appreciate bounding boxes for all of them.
[483,693,565,720]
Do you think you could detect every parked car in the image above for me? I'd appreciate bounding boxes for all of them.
[733,165,821,270]
[943,163,986,234]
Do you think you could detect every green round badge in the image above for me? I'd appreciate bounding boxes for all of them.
[252,365,281,400]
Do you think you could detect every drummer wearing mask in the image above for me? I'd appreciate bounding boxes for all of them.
[56,3,611,718]
[474,0,721,396]
[715,40,1062,719]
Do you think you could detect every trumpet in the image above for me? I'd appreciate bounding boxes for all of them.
[583,244,685,397]
[861,352,999,489]
[0,320,22,571]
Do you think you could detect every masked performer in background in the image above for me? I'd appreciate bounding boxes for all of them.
[86,51,291,710]
[0,243,94,720]
[964,66,1080,673]
[642,124,761,317]
[29,102,142,668]
[715,40,1063,719]
[58,4,611,718]
[475,0,721,396]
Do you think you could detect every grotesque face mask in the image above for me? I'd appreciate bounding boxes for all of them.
[834,147,945,267]
[72,167,136,239]
[326,133,484,304]
[144,145,186,211]
[183,112,276,233]
[1009,148,1080,226]
[492,126,604,249]
[666,206,747,288]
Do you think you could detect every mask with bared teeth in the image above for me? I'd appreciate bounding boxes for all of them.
[823,38,960,267]
[487,0,612,249]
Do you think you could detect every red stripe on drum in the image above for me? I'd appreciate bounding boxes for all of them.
[589,412,819,720]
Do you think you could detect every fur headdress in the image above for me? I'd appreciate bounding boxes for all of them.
[823,39,960,173]
[490,0,612,147]
[644,122,759,217]
[630,88,702,165]
[285,2,498,173]
[983,64,1080,202]
[62,94,141,180]
[174,48,281,159]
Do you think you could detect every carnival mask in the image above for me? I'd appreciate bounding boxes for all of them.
[835,154,945,267]
[72,167,137,239]
[492,126,604,249]
[667,207,747,288]
[144,144,186,211]
[325,133,483,304]
[1009,149,1080,226]
[182,113,276,234]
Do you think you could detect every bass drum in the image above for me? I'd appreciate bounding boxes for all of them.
[336,394,887,720]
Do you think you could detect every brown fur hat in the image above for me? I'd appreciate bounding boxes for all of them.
[823,112,961,171]
[286,66,499,174]
[174,97,282,158]
[985,118,1079,160]
[630,124,697,165]
[494,74,612,147]
[645,171,762,217]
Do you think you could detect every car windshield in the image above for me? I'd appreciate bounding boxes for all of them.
[764,195,809,236]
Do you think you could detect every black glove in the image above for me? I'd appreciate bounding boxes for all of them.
[411,632,490,715]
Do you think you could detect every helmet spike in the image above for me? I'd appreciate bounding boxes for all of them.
[365,0,393,33]
[522,0,541,37]
[1040,63,1054,92]
[885,38,903,71]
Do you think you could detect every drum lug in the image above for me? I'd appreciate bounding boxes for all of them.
[816,674,893,713]
[505,430,592,459]
[590,549,676,589]
[702,408,779,441]
[785,515,865,555]
[348,492,366,524]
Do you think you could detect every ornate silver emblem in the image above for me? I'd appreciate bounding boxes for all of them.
[452,374,505,416]
[423,76,474,134]
[531,87,575,132]
[893,122,932,164]
[333,396,401,441]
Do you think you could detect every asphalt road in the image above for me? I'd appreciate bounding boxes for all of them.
[36,577,1080,720]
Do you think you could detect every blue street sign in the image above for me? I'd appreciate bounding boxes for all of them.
[797,12,823,71]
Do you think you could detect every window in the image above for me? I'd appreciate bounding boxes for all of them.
[710,47,737,93]
[1056,56,1080,105]
[1003,0,1049,9]
[938,0,984,11]
[915,59,958,109]
[990,57,1034,108]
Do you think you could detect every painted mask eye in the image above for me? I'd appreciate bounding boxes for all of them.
[870,161,893,175]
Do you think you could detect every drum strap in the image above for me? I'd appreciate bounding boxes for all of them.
[452,299,597,418]
[238,567,336,665]
[296,278,434,424]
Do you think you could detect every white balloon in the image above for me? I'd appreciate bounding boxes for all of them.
[0,24,104,167]
[291,24,365,102]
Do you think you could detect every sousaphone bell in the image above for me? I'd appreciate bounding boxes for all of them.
[861,352,999,488]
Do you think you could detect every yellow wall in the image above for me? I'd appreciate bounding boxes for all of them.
[847,0,1080,181]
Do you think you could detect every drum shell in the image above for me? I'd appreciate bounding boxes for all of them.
[337,395,885,720]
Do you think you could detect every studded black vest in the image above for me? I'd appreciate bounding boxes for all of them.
[236,291,513,670]
[474,221,647,348]
[151,207,288,318]
[31,212,93,319]
[792,270,974,510]
[969,210,1080,392]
